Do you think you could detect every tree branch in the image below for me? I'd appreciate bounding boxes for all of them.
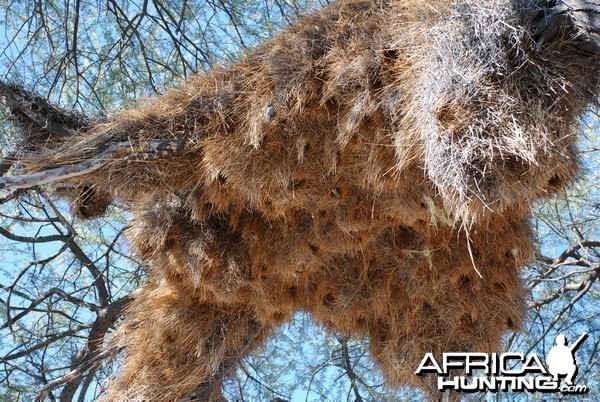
[528,263,599,308]
[35,348,120,402]
[59,295,132,402]
[0,81,90,137]
[177,320,264,401]
[532,0,600,50]
[0,287,99,331]
[0,139,190,191]
[337,335,364,402]
[44,196,111,307]
[530,240,600,290]
[0,225,69,243]
[1,325,91,361]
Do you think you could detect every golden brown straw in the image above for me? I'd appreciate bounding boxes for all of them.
[2,0,599,400]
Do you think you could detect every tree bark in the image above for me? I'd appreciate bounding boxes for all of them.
[532,0,600,51]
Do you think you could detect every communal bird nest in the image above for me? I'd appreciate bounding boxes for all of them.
[1,0,599,400]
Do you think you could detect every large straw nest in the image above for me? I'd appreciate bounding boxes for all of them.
[4,0,598,399]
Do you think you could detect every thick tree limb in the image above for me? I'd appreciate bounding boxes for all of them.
[551,240,600,264]
[0,139,190,191]
[0,81,91,138]
[533,0,600,50]
[59,295,132,402]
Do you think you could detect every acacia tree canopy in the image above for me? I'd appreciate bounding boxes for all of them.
[0,1,598,401]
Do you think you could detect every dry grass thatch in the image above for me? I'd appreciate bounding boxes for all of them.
[1,0,599,400]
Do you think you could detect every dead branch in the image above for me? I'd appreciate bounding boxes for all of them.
[0,139,190,191]
[552,240,600,265]
[0,225,68,243]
